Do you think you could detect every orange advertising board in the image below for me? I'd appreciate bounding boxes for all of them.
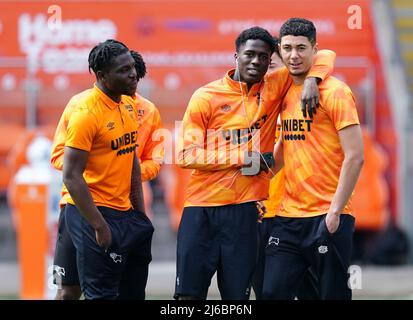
[0,0,399,217]
[0,0,374,90]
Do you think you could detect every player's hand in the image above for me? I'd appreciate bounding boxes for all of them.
[256,201,267,223]
[301,77,320,118]
[325,212,340,234]
[95,223,112,251]
[242,151,269,175]
[259,154,269,174]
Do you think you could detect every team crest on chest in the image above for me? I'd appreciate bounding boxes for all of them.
[124,105,137,121]
[106,121,115,131]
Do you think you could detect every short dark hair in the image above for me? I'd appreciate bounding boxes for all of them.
[88,39,129,74]
[279,18,317,45]
[235,26,276,54]
[130,50,147,80]
[273,36,281,58]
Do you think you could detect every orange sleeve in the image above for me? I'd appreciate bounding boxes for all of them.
[177,91,244,171]
[50,103,72,170]
[324,85,360,130]
[140,106,164,181]
[265,66,292,100]
[65,105,98,152]
[50,95,82,170]
[307,49,336,81]
[50,115,66,170]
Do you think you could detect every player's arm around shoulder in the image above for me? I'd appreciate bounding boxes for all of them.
[308,49,336,81]
[301,49,337,118]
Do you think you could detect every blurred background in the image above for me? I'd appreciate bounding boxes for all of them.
[0,0,413,299]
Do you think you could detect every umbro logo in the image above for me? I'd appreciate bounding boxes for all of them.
[268,236,279,246]
[109,252,123,263]
[107,122,115,130]
[220,104,231,112]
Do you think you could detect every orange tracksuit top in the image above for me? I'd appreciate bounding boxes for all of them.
[178,50,336,207]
